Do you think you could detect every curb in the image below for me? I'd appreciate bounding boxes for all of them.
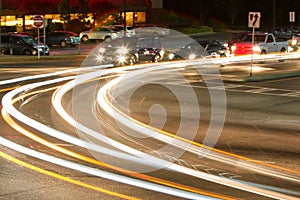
[223,71,300,83]
[0,54,87,64]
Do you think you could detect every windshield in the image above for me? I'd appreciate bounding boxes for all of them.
[22,36,37,45]
[243,35,266,43]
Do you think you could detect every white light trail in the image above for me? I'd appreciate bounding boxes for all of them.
[0,137,215,200]
[51,64,299,199]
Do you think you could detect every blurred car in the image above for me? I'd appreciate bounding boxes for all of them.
[135,36,165,62]
[38,31,80,47]
[198,40,230,58]
[171,40,229,60]
[95,37,137,65]
[0,33,49,55]
[134,24,170,36]
[273,27,295,39]
[96,36,165,66]
[109,25,136,37]
[225,31,249,53]
[171,41,207,60]
[79,26,121,42]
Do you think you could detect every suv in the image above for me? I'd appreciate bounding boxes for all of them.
[38,31,81,47]
[79,26,121,42]
[0,33,50,55]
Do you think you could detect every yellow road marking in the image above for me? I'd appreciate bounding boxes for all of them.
[0,151,139,200]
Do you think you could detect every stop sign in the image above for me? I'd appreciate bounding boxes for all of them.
[33,15,44,28]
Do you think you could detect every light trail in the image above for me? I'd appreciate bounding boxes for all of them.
[2,57,300,199]
[1,70,230,199]
[0,64,113,86]
[97,63,300,180]
[0,151,139,200]
[2,97,232,200]
[100,76,300,180]
[51,67,299,199]
[0,137,218,200]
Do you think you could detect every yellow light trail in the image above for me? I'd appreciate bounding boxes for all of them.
[0,151,139,200]
[2,90,235,200]
[0,86,19,93]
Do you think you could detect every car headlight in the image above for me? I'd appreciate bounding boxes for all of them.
[97,55,104,62]
[116,46,128,55]
[231,45,236,52]
[118,55,127,63]
[291,39,297,46]
[168,53,175,60]
[99,48,105,54]
[252,45,261,52]
[188,54,196,60]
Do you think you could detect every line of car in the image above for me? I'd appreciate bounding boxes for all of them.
[79,24,170,43]
[94,35,231,67]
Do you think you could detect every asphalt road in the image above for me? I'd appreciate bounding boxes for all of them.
[0,32,300,199]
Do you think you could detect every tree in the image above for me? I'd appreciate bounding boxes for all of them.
[58,0,72,29]
[88,0,115,27]
[18,0,56,15]
[220,0,245,25]
[190,0,216,25]
[75,0,90,22]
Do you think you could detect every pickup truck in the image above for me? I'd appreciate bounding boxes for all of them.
[231,33,291,56]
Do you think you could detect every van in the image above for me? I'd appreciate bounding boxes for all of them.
[0,33,50,55]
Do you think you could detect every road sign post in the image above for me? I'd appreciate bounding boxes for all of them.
[33,15,44,59]
[290,11,295,28]
[248,12,261,76]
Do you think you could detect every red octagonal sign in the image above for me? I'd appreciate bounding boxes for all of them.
[33,15,44,28]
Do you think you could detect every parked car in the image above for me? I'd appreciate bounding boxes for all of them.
[38,31,81,47]
[134,24,170,36]
[0,33,50,55]
[96,36,165,66]
[109,25,136,37]
[273,27,295,39]
[79,26,121,42]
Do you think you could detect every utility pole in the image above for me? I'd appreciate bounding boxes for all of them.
[0,0,2,45]
[123,0,126,36]
[273,0,276,29]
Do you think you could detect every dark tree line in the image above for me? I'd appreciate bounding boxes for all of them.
[163,0,300,29]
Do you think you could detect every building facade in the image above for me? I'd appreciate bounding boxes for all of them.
[0,0,160,33]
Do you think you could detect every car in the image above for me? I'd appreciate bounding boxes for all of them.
[170,40,230,60]
[273,27,295,39]
[95,37,137,65]
[96,36,165,66]
[109,25,136,37]
[0,33,50,56]
[198,40,230,58]
[170,41,207,60]
[135,36,165,62]
[38,31,81,47]
[231,33,290,55]
[79,26,121,42]
[134,24,170,36]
